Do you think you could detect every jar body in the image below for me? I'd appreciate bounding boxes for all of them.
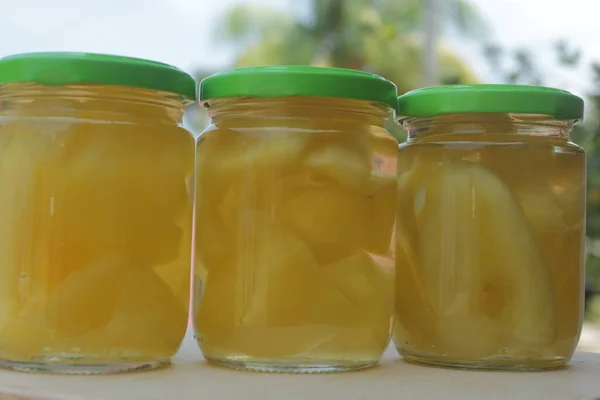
[393,114,586,370]
[194,97,397,373]
[0,84,194,374]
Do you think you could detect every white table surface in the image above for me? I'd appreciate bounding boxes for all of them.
[0,331,599,400]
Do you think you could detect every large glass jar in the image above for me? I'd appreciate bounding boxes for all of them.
[0,53,195,374]
[393,85,586,370]
[194,66,398,373]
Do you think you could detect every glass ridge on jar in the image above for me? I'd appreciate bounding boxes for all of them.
[393,84,586,371]
[194,66,399,373]
[0,53,195,374]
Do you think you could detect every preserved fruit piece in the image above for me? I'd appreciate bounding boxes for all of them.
[217,131,310,183]
[195,256,238,349]
[303,134,372,188]
[100,268,188,356]
[398,161,557,359]
[280,178,365,250]
[237,215,321,326]
[360,172,397,255]
[197,212,326,358]
[394,162,437,347]
[63,128,190,268]
[45,254,135,335]
[0,303,49,360]
[195,200,232,271]
[323,252,393,328]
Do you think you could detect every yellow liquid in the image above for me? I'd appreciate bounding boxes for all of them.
[194,99,397,371]
[394,131,585,370]
[0,95,194,370]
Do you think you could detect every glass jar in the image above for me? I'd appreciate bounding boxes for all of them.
[393,84,586,370]
[194,66,398,373]
[0,53,195,374]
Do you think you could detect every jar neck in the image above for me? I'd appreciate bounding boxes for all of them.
[206,97,390,128]
[0,83,188,124]
[402,113,574,143]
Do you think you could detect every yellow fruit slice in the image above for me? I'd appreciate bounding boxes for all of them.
[200,130,310,193]
[56,126,192,269]
[322,252,393,329]
[418,163,555,356]
[394,163,437,348]
[196,212,323,358]
[194,257,238,350]
[0,301,50,360]
[45,254,136,335]
[302,134,372,188]
[236,213,321,326]
[307,252,392,358]
[360,172,397,255]
[102,268,189,356]
[280,177,365,251]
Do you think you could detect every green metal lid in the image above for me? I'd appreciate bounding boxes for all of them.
[199,66,398,109]
[397,84,584,120]
[0,52,196,100]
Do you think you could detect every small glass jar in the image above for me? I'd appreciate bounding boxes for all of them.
[194,66,398,373]
[393,84,586,370]
[0,53,195,374]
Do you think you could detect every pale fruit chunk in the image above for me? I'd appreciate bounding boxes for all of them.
[153,228,192,311]
[194,258,238,349]
[360,172,397,256]
[62,125,191,267]
[195,165,233,273]
[310,252,392,357]
[280,178,366,250]
[303,135,372,188]
[0,131,40,324]
[101,268,188,356]
[515,184,566,233]
[67,125,192,216]
[418,163,555,356]
[394,165,437,347]
[0,300,52,360]
[196,212,323,358]
[45,254,136,335]
[236,213,321,326]
[322,252,393,331]
[201,130,310,189]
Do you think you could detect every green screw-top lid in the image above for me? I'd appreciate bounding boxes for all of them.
[0,52,196,100]
[199,66,398,110]
[397,84,584,121]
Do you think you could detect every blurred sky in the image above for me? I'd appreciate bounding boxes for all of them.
[1,0,598,95]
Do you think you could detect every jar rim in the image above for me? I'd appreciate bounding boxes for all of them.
[0,52,196,101]
[199,66,398,110]
[397,84,584,121]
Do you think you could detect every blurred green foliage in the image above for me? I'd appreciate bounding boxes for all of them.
[213,0,484,94]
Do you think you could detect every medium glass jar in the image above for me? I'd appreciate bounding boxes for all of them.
[0,53,195,374]
[393,84,586,370]
[194,66,398,373]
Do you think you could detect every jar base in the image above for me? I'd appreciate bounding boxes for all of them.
[205,356,378,374]
[399,349,567,371]
[0,357,171,375]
